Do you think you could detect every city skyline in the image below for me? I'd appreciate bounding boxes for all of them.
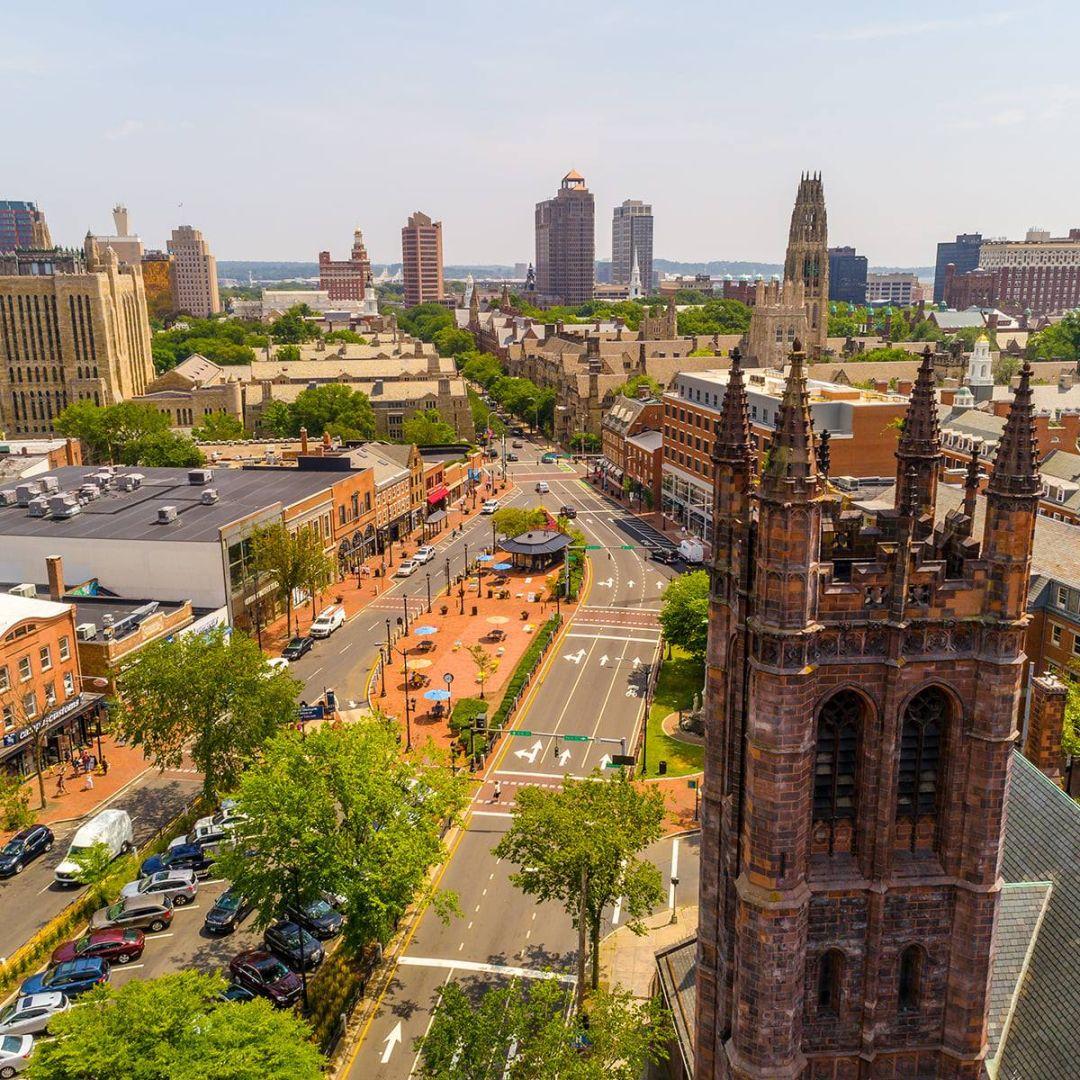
[7,2,1079,267]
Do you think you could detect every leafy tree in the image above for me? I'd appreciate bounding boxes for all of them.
[493,773,665,1004]
[465,644,498,700]
[611,374,662,400]
[1063,671,1080,759]
[26,969,324,1080]
[113,629,297,801]
[255,399,293,437]
[120,430,204,467]
[415,978,672,1080]
[150,316,265,372]
[492,506,547,540]
[993,355,1022,385]
[288,384,375,440]
[192,411,246,441]
[432,326,476,357]
[675,298,751,336]
[56,400,170,464]
[946,326,997,350]
[569,432,601,452]
[398,303,454,342]
[658,570,710,661]
[214,721,468,952]
[324,328,367,344]
[849,346,915,364]
[1029,310,1080,361]
[402,408,458,446]
[0,773,34,830]
[460,353,504,387]
[69,840,116,886]
[268,305,319,344]
[251,522,335,637]
[275,344,301,361]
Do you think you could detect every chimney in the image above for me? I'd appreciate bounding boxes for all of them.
[46,555,64,601]
[299,427,309,453]
[1024,673,1068,784]
[322,431,332,449]
[896,379,913,396]
[64,438,80,466]
[987,311,999,333]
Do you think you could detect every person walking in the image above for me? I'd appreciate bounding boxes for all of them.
[83,770,94,792]
[55,771,67,796]
[492,780,503,804]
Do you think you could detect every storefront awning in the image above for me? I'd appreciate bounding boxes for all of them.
[0,693,104,762]
[427,485,450,505]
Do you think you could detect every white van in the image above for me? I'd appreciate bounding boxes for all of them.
[54,808,134,886]
[678,538,704,564]
[309,606,345,638]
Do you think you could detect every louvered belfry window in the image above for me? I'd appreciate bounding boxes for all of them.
[897,688,946,827]
[813,691,861,831]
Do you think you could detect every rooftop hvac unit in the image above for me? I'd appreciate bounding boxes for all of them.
[200,488,219,505]
[50,494,81,519]
[0,490,16,507]
[118,473,144,491]
[9,583,37,598]
[27,497,48,517]
[157,505,178,524]
[15,483,40,507]
[78,484,100,500]
[102,613,114,627]
[39,476,60,494]
[188,468,213,485]
[75,622,97,641]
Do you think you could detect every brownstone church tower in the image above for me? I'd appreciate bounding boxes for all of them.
[695,345,1040,1078]
[784,174,829,355]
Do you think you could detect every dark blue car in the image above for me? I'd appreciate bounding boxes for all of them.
[140,844,214,878]
[20,957,109,999]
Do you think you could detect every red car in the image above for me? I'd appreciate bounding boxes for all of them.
[228,950,302,1008]
[51,928,145,967]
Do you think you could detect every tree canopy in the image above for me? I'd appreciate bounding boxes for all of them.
[56,401,202,466]
[287,383,376,441]
[151,317,266,373]
[113,628,298,800]
[120,429,204,467]
[658,570,710,661]
[402,408,458,446]
[268,305,320,344]
[611,374,662,400]
[192,411,246,441]
[492,506,549,540]
[251,522,335,636]
[1029,310,1080,361]
[25,969,324,1080]
[675,298,751,336]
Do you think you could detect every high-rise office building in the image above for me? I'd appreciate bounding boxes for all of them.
[401,212,444,307]
[535,171,595,306]
[319,228,371,303]
[166,225,220,318]
[933,232,982,303]
[611,200,653,294]
[784,172,829,353]
[0,234,154,435]
[0,201,51,252]
[827,245,868,305]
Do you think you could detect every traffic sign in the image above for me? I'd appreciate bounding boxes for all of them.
[507,729,532,737]
[585,544,601,550]
[621,544,634,550]
[562,734,590,742]
[612,754,636,766]
[297,704,325,721]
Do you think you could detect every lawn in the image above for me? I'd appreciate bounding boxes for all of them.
[640,646,705,779]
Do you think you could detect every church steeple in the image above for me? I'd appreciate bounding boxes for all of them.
[894,347,942,526]
[988,360,1041,497]
[761,341,819,498]
[712,348,753,467]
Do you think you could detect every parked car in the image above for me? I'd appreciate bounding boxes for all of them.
[121,869,198,907]
[204,888,252,934]
[140,843,213,878]
[54,809,133,886]
[0,826,53,877]
[511,427,524,437]
[263,921,324,971]
[559,505,576,519]
[309,606,345,638]
[51,929,144,967]
[414,545,436,564]
[535,481,550,494]
[228,950,302,1008]
[285,896,344,940]
[512,440,524,448]
[218,984,256,1003]
[196,808,246,832]
[481,499,500,514]
[266,657,289,674]
[169,822,230,852]
[89,896,173,935]
[281,636,313,661]
[541,452,557,463]
[0,1034,32,1077]
[0,994,69,1038]
[20,958,109,1000]
[505,453,519,462]
[394,559,419,578]
[649,545,680,565]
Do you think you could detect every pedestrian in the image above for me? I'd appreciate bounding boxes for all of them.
[55,772,67,795]
[88,753,97,772]
[492,780,503,804]
[83,770,94,792]
[100,758,109,776]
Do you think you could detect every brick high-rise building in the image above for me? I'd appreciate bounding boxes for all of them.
[0,234,155,435]
[696,345,1041,1078]
[166,224,220,317]
[319,228,372,303]
[978,227,1080,315]
[401,211,444,307]
[933,233,982,303]
[535,170,595,306]
[0,201,51,253]
[784,173,829,354]
[611,199,653,293]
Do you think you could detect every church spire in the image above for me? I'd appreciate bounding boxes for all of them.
[988,360,1041,497]
[894,347,942,522]
[761,341,819,496]
[712,348,753,467]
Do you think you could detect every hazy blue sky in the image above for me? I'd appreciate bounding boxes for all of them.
[7,1,1076,266]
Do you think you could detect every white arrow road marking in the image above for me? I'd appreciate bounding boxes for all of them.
[625,686,640,697]
[632,657,641,668]
[655,580,663,589]
[381,1021,403,1064]
[669,837,680,910]
[627,580,636,588]
[599,753,612,769]
[599,654,609,666]
[612,895,623,925]
[598,577,614,588]
[558,748,572,767]
[515,740,543,764]
[564,649,586,664]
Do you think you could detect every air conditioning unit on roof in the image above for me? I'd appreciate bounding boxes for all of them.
[28,497,48,517]
[9,584,36,598]
[75,623,97,641]
[157,505,178,524]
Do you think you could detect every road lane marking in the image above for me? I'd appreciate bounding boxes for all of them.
[144,932,174,939]
[397,956,576,982]
[564,633,659,643]
[408,970,454,1077]
[380,1020,403,1064]
[669,837,680,910]
[471,810,512,818]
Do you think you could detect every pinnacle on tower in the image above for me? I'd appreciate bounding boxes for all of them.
[762,341,819,491]
[988,361,1042,497]
[898,348,941,455]
[712,348,753,465]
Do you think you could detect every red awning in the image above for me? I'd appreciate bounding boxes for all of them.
[427,485,450,505]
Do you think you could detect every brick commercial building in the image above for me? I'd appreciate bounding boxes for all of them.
[691,347,1063,1078]
[599,394,661,498]
[319,228,372,303]
[167,224,220,317]
[535,170,595,306]
[978,227,1080,315]
[401,211,444,307]
[0,235,155,436]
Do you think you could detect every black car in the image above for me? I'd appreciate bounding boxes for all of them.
[0,825,54,877]
[140,843,214,878]
[649,546,680,565]
[204,889,252,934]
[559,505,577,519]
[263,921,324,971]
[285,897,344,940]
[282,637,313,661]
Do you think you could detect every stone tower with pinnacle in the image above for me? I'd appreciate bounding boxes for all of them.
[784,173,829,355]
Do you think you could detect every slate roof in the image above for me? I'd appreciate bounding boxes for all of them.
[655,936,697,1076]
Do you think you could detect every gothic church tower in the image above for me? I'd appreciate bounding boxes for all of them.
[784,174,829,355]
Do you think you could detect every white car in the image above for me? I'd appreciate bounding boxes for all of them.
[266,657,289,675]
[54,809,134,886]
[395,559,419,577]
[196,809,246,832]
[414,545,436,564]
[0,994,68,1037]
[309,606,345,638]
[0,1034,33,1076]
[481,499,500,514]
[535,481,550,494]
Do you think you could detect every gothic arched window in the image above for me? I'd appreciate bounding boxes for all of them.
[896,688,947,842]
[898,945,924,1012]
[817,949,844,1017]
[813,690,862,853]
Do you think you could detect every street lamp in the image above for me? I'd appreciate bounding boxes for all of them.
[387,642,414,752]
[426,572,432,613]
[403,595,410,634]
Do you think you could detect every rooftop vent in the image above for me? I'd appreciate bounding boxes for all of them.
[200,488,219,505]
[118,472,144,491]
[188,468,213,485]
[50,494,81,519]
[0,490,16,507]
[157,505,178,524]
[75,622,97,641]
[78,484,100,501]
[9,583,36,598]
[39,476,60,494]
[15,483,40,507]
[27,497,48,517]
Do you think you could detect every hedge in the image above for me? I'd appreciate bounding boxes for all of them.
[307,943,376,1052]
[450,697,489,755]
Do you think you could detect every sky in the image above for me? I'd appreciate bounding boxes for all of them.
[6,1,1078,267]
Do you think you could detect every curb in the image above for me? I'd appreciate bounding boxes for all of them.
[35,761,156,830]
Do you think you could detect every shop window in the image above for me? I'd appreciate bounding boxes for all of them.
[18,656,32,682]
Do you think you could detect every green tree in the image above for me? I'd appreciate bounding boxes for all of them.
[1029,310,1080,361]
[114,629,297,801]
[402,408,458,446]
[658,570,710,661]
[432,326,476,357]
[675,298,751,336]
[491,506,547,540]
[398,303,455,342]
[25,969,324,1080]
[251,522,335,637]
[255,399,293,437]
[993,355,1022,385]
[465,644,498,700]
[415,978,671,1080]
[0,773,34,831]
[191,411,246,441]
[268,305,319,344]
[324,329,367,344]
[569,432,601,452]
[121,430,204,467]
[214,721,468,952]
[493,773,665,1005]
[55,401,170,464]
[69,840,116,886]
[611,374,662,400]
[288,384,375,440]
[1063,673,1080,759]
[275,344,301,361]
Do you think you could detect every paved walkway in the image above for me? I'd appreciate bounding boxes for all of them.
[599,903,700,997]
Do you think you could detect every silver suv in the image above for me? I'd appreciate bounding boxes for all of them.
[121,870,198,907]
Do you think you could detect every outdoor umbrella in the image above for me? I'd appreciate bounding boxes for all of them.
[493,562,512,571]
[486,615,510,625]
[414,625,439,636]
[423,688,451,702]
[477,554,495,562]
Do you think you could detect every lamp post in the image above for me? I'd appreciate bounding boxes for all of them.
[380,645,387,698]
[426,572,432,613]
[403,595,410,634]
[445,557,451,598]
[385,618,392,657]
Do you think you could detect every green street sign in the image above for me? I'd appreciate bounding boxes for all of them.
[562,734,590,742]
[585,544,602,550]
[507,729,532,737]
[604,761,623,769]
[621,544,634,550]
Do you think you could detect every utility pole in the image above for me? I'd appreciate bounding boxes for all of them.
[403,595,410,634]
